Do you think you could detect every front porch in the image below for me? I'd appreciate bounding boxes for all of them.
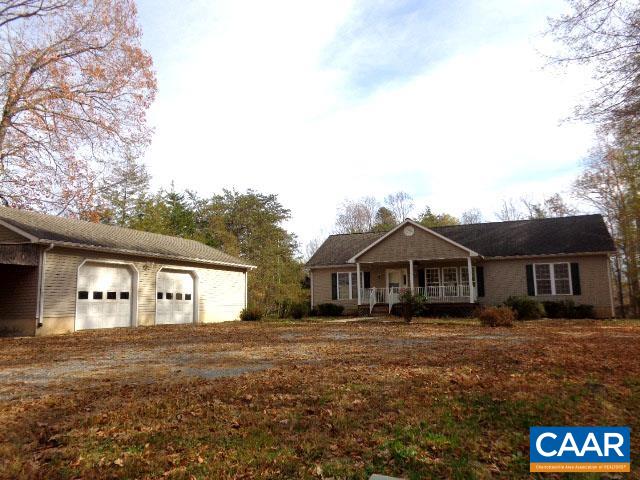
[354,258,480,314]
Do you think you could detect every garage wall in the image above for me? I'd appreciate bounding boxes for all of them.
[0,265,38,336]
[39,247,247,335]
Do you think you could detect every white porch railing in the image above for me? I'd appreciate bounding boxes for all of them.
[360,285,476,314]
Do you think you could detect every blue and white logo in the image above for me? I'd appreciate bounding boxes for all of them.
[530,427,630,473]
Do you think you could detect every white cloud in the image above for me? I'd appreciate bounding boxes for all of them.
[139,0,596,251]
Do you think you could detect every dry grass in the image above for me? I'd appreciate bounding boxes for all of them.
[0,318,639,479]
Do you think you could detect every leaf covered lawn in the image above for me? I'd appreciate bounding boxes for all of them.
[0,319,639,479]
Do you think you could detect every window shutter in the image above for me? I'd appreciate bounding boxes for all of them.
[331,273,337,300]
[418,268,425,288]
[363,272,371,289]
[476,266,485,297]
[571,263,581,295]
[526,264,535,296]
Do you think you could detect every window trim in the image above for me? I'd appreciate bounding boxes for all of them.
[424,266,477,288]
[533,262,573,296]
[336,271,363,300]
[425,267,440,286]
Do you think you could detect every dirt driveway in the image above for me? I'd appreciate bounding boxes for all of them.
[0,319,638,479]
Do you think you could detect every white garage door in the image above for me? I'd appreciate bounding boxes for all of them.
[76,263,133,330]
[156,271,194,324]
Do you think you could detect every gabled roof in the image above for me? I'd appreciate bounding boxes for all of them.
[306,214,616,267]
[346,219,478,262]
[0,207,254,269]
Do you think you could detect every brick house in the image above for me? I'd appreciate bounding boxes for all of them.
[306,215,616,318]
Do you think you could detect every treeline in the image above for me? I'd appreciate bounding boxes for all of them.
[548,1,640,317]
[92,162,306,314]
[332,191,576,235]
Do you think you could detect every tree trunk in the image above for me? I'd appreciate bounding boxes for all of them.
[614,254,625,317]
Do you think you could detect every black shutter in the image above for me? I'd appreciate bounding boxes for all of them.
[571,263,581,295]
[363,272,371,289]
[476,266,485,297]
[418,268,425,288]
[331,273,337,300]
[526,264,535,296]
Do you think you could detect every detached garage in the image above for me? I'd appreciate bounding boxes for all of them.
[0,206,254,336]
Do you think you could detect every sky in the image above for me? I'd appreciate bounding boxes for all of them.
[136,0,595,251]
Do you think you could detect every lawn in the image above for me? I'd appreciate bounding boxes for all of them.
[0,318,639,479]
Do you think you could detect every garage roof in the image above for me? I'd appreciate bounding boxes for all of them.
[0,207,254,269]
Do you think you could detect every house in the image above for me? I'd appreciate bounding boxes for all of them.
[0,207,254,336]
[306,215,616,318]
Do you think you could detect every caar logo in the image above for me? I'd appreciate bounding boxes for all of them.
[530,427,630,473]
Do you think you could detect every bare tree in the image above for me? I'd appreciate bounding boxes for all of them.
[384,191,414,222]
[461,208,483,224]
[574,138,639,316]
[0,0,156,215]
[304,236,322,262]
[334,196,380,233]
[543,193,578,217]
[495,199,525,221]
[549,1,640,127]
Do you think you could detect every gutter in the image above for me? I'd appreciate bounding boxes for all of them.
[36,243,54,329]
[33,240,256,270]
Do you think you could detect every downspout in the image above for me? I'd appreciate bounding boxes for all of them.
[36,244,54,329]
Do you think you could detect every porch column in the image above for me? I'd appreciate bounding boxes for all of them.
[409,259,414,292]
[467,256,474,303]
[356,262,361,305]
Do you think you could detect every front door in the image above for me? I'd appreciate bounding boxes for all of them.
[386,269,408,303]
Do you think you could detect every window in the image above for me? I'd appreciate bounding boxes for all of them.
[166,292,173,300]
[337,272,350,300]
[336,271,363,300]
[106,291,117,300]
[93,291,103,300]
[425,268,440,287]
[176,293,183,300]
[534,263,572,295]
[349,272,364,299]
[78,291,89,300]
[442,267,458,286]
[185,293,192,301]
[157,292,163,300]
[120,292,130,300]
[460,266,477,286]
[554,264,571,294]
[534,264,552,294]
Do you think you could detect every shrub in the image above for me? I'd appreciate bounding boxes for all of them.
[316,303,344,317]
[399,291,425,323]
[542,300,595,319]
[505,296,545,320]
[573,304,595,319]
[240,307,263,321]
[478,306,515,327]
[289,302,309,319]
[541,300,566,318]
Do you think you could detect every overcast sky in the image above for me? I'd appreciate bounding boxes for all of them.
[136,0,595,250]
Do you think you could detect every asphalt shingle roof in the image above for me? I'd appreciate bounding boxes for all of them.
[0,207,253,268]
[305,215,615,266]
